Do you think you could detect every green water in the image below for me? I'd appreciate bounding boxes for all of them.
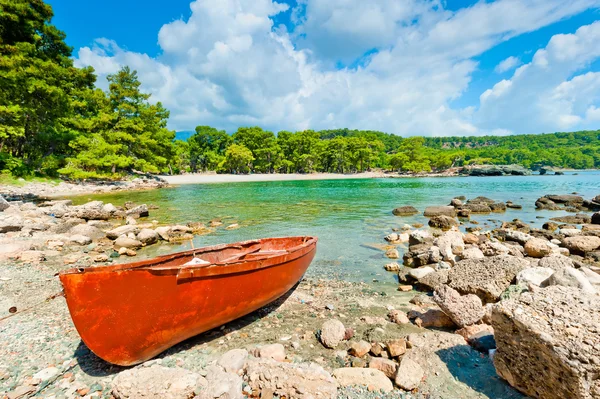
[76,171,600,282]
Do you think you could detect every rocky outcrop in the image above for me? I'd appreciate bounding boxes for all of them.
[492,286,600,399]
[462,165,530,176]
[392,206,419,216]
[446,256,530,303]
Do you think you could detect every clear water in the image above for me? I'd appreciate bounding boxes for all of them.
[75,171,600,283]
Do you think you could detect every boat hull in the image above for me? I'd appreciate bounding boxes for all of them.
[60,237,317,366]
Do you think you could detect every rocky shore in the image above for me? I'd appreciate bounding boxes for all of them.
[0,176,167,201]
[1,191,599,398]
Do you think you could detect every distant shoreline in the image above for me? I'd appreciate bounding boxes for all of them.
[161,170,459,185]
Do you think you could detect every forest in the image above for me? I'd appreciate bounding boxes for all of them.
[1,0,599,180]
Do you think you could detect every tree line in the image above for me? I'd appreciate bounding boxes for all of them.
[1,0,599,180]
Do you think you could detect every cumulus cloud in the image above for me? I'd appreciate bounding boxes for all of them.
[476,21,600,133]
[495,56,522,73]
[74,0,600,135]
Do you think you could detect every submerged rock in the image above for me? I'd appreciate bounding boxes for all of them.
[423,206,457,218]
[392,206,419,216]
[492,286,600,399]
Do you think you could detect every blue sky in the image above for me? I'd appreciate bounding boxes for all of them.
[48,0,600,136]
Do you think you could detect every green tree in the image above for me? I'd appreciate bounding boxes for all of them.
[60,67,175,178]
[222,144,254,174]
[188,125,231,171]
[0,0,96,175]
[233,127,280,173]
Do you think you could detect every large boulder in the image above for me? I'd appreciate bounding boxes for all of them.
[462,203,492,213]
[68,201,112,220]
[550,214,591,224]
[545,194,583,204]
[392,206,418,216]
[112,365,204,399]
[245,359,337,399]
[446,256,530,303]
[563,236,600,255]
[199,365,242,399]
[542,267,597,294]
[492,286,600,399]
[516,267,555,286]
[423,206,456,218]
[394,357,424,391]
[592,212,600,225]
[137,228,159,245]
[433,285,485,327]
[126,204,149,218]
[538,254,574,270]
[155,225,193,242]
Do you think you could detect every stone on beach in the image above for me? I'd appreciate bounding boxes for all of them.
[433,285,485,327]
[68,223,106,240]
[542,266,597,294]
[369,357,398,378]
[348,340,371,357]
[114,235,143,250]
[199,365,242,399]
[107,225,140,240]
[516,267,555,286]
[217,349,248,374]
[394,357,424,391]
[254,344,286,362]
[333,368,394,392]
[111,365,204,399]
[523,238,552,258]
[446,255,530,303]
[0,195,9,211]
[563,236,600,255]
[245,358,337,399]
[68,234,93,246]
[137,228,159,245]
[492,286,600,399]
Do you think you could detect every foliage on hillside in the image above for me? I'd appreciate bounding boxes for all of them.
[1,0,598,179]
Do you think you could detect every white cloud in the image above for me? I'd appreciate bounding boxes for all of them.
[74,0,600,135]
[475,21,600,133]
[495,56,522,73]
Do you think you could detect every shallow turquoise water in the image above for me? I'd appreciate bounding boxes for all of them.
[78,171,600,282]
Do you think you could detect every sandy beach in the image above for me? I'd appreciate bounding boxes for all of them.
[162,171,393,185]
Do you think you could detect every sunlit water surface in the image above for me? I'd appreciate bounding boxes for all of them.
[74,171,600,283]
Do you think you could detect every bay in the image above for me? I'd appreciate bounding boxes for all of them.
[75,171,600,282]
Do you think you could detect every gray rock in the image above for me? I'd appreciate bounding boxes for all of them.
[126,204,149,217]
[417,270,449,291]
[68,234,93,246]
[409,266,435,280]
[253,343,286,362]
[492,286,600,399]
[447,256,530,303]
[137,228,159,245]
[114,236,143,250]
[543,266,597,294]
[394,357,424,391]
[538,254,574,270]
[112,365,204,399]
[0,214,23,233]
[320,319,346,349]
[408,230,433,246]
[107,225,140,240]
[433,284,485,327]
[217,349,248,374]
[199,365,242,399]
[462,203,492,213]
[545,194,584,204]
[69,224,106,240]
[516,267,555,286]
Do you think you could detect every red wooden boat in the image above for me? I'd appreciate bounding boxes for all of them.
[59,236,317,366]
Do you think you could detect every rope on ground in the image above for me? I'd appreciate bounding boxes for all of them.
[0,291,64,322]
